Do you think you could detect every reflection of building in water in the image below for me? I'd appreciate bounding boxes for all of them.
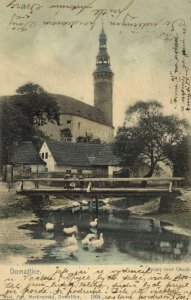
[115,233,191,262]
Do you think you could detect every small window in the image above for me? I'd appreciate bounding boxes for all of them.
[67,120,72,124]
[45,152,48,159]
[41,153,44,159]
[78,122,81,129]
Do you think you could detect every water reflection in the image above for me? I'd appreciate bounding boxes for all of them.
[16,202,191,265]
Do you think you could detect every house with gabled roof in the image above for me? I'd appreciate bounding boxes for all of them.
[7,141,46,179]
[92,144,121,177]
[39,141,121,177]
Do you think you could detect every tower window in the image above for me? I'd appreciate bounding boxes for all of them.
[67,120,72,124]
[45,152,48,159]
[78,122,81,129]
[41,153,44,159]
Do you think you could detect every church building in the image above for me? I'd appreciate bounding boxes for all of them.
[42,28,114,143]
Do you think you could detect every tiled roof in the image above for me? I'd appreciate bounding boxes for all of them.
[0,94,113,127]
[92,145,121,166]
[8,142,46,165]
[51,94,112,127]
[46,141,120,167]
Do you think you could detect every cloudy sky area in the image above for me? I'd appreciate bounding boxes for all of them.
[0,0,191,128]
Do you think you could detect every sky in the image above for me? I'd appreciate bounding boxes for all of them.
[0,0,191,128]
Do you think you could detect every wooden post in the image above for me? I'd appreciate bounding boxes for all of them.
[11,164,13,183]
[169,180,173,193]
[95,195,99,217]
[34,180,39,189]
[87,181,92,193]
[21,180,23,191]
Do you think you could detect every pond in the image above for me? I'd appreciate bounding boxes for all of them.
[1,196,191,265]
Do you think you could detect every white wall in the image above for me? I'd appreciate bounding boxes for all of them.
[42,114,114,143]
[108,166,121,177]
[39,143,93,174]
[30,165,46,173]
[53,165,92,175]
[39,142,56,172]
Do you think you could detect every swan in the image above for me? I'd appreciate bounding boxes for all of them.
[45,222,54,231]
[63,244,78,256]
[90,218,98,228]
[90,233,104,249]
[66,234,77,245]
[63,225,78,235]
[81,233,96,247]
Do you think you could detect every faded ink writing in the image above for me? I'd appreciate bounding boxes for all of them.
[0,266,191,299]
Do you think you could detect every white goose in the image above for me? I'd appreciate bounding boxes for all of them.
[81,233,96,247]
[63,244,78,256]
[81,199,89,211]
[72,202,81,213]
[90,218,98,228]
[86,233,96,240]
[63,225,78,235]
[73,201,80,207]
[66,234,77,245]
[90,233,104,249]
[103,198,110,204]
[45,222,54,231]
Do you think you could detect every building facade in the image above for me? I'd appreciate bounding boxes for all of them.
[41,28,114,143]
[93,27,114,126]
[39,141,121,177]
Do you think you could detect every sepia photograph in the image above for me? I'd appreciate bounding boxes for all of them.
[0,0,191,299]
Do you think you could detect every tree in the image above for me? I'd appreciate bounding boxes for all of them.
[113,100,189,177]
[15,82,60,127]
[1,82,60,161]
[16,82,45,95]
[76,133,101,144]
[60,128,72,142]
[165,135,191,177]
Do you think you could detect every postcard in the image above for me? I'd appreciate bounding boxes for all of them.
[0,0,191,299]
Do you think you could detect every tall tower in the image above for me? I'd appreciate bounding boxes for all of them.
[93,27,114,126]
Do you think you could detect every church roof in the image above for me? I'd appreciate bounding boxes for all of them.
[51,94,113,127]
[0,94,113,127]
[45,141,120,167]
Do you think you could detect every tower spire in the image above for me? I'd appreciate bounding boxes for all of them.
[93,28,114,126]
[94,26,113,73]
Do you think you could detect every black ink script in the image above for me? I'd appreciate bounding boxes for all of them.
[7,0,43,14]
[9,13,36,31]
